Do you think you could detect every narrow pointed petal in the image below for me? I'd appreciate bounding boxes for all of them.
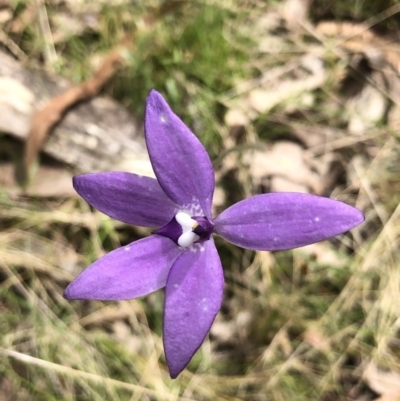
[64,236,183,300]
[214,193,364,251]
[145,90,214,219]
[73,172,178,227]
[163,239,224,378]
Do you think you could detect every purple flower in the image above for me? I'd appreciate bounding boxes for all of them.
[64,90,364,378]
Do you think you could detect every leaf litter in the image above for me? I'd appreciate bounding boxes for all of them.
[1,0,400,399]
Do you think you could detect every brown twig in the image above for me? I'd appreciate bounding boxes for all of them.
[22,42,129,184]
[21,0,185,185]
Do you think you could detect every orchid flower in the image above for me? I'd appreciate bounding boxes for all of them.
[64,90,364,378]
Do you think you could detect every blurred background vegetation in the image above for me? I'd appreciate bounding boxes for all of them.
[1,0,400,400]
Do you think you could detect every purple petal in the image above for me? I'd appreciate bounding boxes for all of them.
[64,236,183,300]
[73,172,178,227]
[163,239,224,378]
[144,90,214,219]
[214,193,364,251]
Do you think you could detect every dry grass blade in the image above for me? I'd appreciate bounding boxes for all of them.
[0,348,194,401]
[0,28,27,62]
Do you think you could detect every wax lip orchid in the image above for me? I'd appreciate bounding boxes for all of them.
[64,89,364,378]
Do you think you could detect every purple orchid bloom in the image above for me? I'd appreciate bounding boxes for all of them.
[64,90,364,378]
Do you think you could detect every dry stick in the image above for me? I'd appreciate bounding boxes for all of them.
[0,29,28,62]
[22,44,129,183]
[0,348,194,401]
[22,0,185,185]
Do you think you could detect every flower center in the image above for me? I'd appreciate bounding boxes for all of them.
[153,212,214,248]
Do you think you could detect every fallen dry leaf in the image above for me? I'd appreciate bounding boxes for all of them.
[364,363,400,399]
[282,0,312,32]
[346,71,387,136]
[248,56,325,114]
[224,55,326,128]
[242,141,322,193]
